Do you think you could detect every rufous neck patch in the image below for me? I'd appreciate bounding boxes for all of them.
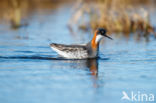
[91,30,98,49]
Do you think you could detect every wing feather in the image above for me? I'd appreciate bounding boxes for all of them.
[50,43,88,59]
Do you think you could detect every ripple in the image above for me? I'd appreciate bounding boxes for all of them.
[0,55,60,60]
[15,50,35,53]
[0,55,110,61]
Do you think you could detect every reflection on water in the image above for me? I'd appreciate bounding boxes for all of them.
[86,59,98,77]
[51,58,99,87]
[86,59,99,88]
[0,54,100,88]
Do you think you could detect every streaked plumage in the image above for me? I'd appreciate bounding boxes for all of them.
[50,28,112,59]
[50,43,88,59]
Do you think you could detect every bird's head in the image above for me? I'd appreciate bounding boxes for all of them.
[91,28,113,49]
[95,28,113,43]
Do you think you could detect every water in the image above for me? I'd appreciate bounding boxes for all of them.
[0,3,156,103]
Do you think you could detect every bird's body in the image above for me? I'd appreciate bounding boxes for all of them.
[50,42,98,59]
[50,28,112,59]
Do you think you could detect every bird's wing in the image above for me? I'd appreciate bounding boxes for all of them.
[50,43,88,58]
[50,43,87,53]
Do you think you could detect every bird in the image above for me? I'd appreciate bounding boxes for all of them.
[50,28,113,59]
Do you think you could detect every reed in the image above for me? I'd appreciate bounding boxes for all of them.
[68,0,155,37]
[0,0,69,29]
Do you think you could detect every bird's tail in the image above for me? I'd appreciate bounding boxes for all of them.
[50,43,57,48]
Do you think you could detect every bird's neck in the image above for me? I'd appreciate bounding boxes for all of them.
[91,32,99,50]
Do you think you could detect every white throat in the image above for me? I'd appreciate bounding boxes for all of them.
[95,35,103,43]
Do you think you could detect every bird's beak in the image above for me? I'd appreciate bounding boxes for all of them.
[104,34,113,40]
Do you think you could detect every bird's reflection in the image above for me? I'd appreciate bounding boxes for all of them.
[59,58,98,77]
[86,59,98,77]
[86,59,99,88]
[51,58,99,87]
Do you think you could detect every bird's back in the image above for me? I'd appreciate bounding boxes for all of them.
[50,43,89,59]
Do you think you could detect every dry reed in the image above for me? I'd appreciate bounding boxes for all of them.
[68,0,155,37]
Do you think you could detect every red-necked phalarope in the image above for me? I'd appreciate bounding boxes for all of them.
[50,28,113,59]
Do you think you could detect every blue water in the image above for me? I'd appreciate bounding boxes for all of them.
[0,3,156,103]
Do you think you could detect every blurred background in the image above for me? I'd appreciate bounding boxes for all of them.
[0,0,156,103]
[0,0,156,37]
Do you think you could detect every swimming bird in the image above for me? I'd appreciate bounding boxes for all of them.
[50,28,112,59]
